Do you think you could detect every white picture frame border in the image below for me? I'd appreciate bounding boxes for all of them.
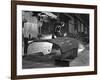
[17,5,95,76]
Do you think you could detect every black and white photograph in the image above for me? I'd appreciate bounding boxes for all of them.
[11,1,97,79]
[22,11,90,69]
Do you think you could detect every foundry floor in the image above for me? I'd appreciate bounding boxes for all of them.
[22,44,89,69]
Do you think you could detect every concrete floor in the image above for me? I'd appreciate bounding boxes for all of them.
[70,48,89,66]
[22,43,89,69]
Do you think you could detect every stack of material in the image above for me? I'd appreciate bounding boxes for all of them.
[50,37,78,52]
[28,42,53,55]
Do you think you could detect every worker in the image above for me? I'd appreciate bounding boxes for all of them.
[23,15,39,55]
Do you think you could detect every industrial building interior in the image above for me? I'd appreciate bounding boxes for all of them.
[22,11,89,69]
